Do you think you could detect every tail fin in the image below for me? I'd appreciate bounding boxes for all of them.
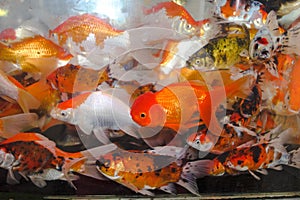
[177,159,214,196]
[17,88,40,113]
[289,147,300,169]
[281,23,300,56]
[0,113,38,138]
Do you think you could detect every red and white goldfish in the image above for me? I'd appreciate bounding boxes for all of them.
[0,35,73,76]
[130,75,254,136]
[195,142,300,180]
[49,14,123,47]
[96,147,206,196]
[50,90,138,139]
[0,69,40,113]
[212,0,268,27]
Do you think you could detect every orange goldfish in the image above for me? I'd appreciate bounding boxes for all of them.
[0,132,85,188]
[0,69,40,113]
[47,64,114,94]
[96,147,205,196]
[130,75,254,136]
[49,14,123,47]
[195,142,300,180]
[0,35,73,75]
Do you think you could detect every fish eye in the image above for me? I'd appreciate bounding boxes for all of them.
[60,110,68,117]
[140,112,146,119]
[185,23,192,30]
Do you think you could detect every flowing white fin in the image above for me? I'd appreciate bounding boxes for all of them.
[281,23,300,55]
[160,183,177,195]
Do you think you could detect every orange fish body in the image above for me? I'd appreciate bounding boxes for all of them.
[144,1,197,26]
[131,76,253,135]
[288,57,300,112]
[49,14,123,47]
[0,35,73,74]
[47,64,112,94]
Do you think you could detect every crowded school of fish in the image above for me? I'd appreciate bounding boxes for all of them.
[1,0,300,196]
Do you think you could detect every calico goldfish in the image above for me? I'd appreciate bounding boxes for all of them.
[0,132,85,188]
[96,147,205,196]
[195,142,300,180]
[186,24,250,70]
[0,69,40,113]
[49,14,123,47]
[0,35,73,75]
[50,91,138,139]
[187,124,258,154]
[249,11,300,76]
[47,64,114,94]
[130,75,254,136]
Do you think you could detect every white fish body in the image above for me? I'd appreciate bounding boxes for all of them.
[50,90,138,138]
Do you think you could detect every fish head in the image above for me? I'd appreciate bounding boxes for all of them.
[186,131,213,152]
[50,107,76,124]
[130,92,166,127]
[249,29,274,60]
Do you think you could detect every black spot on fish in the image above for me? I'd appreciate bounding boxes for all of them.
[217,151,231,163]
[171,167,177,173]
[237,160,244,165]
[250,145,262,163]
[155,168,162,176]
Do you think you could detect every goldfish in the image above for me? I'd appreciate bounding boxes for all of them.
[0,69,40,113]
[187,123,258,154]
[96,147,205,196]
[50,90,138,139]
[186,24,250,71]
[0,132,85,188]
[144,1,210,37]
[212,0,268,27]
[0,35,73,75]
[195,142,300,180]
[47,64,114,94]
[249,11,300,76]
[130,75,254,136]
[49,14,123,47]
